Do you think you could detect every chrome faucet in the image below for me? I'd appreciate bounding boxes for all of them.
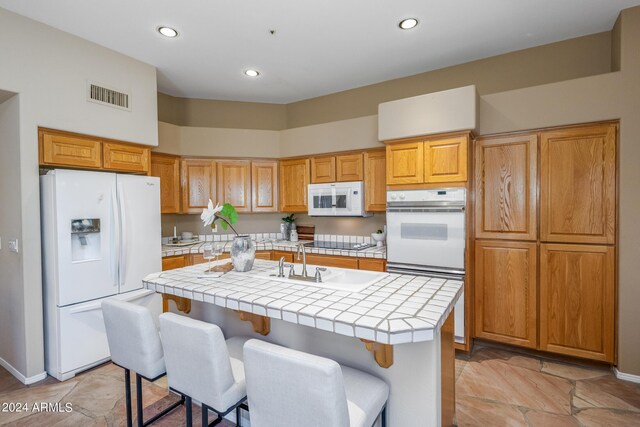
[277,256,286,278]
[296,243,308,277]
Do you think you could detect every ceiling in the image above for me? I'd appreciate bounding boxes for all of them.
[1,0,638,104]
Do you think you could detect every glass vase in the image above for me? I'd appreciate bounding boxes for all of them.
[231,235,256,272]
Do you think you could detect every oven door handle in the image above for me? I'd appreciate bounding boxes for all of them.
[386,207,465,213]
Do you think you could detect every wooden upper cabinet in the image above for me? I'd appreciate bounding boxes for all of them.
[540,244,615,362]
[474,240,538,349]
[386,141,424,185]
[311,156,336,183]
[251,161,279,212]
[217,160,251,212]
[280,158,310,212]
[336,153,363,182]
[103,142,150,173]
[39,129,102,168]
[364,150,387,212]
[181,159,216,214]
[540,124,616,244]
[424,135,468,183]
[475,134,538,241]
[150,153,181,214]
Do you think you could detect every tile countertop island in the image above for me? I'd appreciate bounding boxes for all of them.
[144,259,462,426]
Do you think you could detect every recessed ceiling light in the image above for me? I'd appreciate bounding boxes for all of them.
[399,18,418,30]
[244,69,260,77]
[157,26,178,38]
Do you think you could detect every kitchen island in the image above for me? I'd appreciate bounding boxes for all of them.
[143,259,462,426]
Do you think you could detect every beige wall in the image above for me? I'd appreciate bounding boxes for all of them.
[158,92,287,130]
[0,7,159,380]
[0,94,27,376]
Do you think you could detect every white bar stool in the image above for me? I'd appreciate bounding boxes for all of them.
[159,312,250,426]
[243,339,389,427]
[102,299,184,427]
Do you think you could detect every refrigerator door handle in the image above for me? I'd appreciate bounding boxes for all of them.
[117,183,128,288]
[111,188,120,287]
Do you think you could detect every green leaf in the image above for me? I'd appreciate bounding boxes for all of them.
[219,221,229,230]
[220,203,239,224]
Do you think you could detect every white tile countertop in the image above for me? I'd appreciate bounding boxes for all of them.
[143,259,462,345]
[161,234,387,260]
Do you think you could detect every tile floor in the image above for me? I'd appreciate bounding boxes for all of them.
[1,343,639,426]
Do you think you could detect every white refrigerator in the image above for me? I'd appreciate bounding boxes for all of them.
[40,169,162,381]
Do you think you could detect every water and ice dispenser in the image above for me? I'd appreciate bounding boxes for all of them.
[70,219,101,262]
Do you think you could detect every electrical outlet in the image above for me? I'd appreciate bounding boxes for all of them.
[8,239,18,253]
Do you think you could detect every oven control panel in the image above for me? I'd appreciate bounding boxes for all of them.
[387,188,466,203]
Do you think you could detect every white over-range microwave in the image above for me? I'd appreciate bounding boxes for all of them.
[308,181,372,217]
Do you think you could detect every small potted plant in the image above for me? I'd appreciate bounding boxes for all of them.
[281,213,296,241]
[201,200,256,272]
[371,227,386,247]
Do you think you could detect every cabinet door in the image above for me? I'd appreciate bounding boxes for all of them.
[386,142,424,185]
[540,124,616,244]
[279,159,310,212]
[251,161,278,212]
[255,251,273,260]
[424,135,468,183]
[358,259,386,272]
[336,154,363,182]
[311,156,336,183]
[217,160,251,212]
[540,244,615,362]
[475,134,537,240]
[364,150,387,212]
[103,142,150,173]
[181,159,216,214]
[39,130,101,168]
[475,241,537,348]
[150,153,181,214]
[303,254,359,269]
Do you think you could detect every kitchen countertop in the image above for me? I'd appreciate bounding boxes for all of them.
[161,239,387,259]
[143,259,462,345]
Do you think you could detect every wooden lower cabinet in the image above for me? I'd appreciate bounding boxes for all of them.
[273,251,294,263]
[358,259,387,272]
[539,244,615,362]
[164,251,384,274]
[162,255,187,271]
[474,240,537,349]
[303,254,359,269]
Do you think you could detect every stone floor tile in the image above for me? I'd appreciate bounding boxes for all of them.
[59,374,124,418]
[456,395,527,427]
[457,356,573,414]
[8,409,101,426]
[470,346,542,372]
[575,376,640,412]
[541,361,610,381]
[524,409,581,427]
[0,380,78,425]
[575,408,640,426]
[573,395,596,409]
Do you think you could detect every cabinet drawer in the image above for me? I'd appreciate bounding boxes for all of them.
[256,250,273,260]
[303,254,359,269]
[273,251,294,263]
[103,142,150,173]
[40,131,102,168]
[162,255,187,271]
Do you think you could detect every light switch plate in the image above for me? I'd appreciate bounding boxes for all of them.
[8,239,18,253]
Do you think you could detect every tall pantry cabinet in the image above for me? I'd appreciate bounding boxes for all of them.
[474,122,617,363]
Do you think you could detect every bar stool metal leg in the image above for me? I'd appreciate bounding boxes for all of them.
[124,369,133,427]
[185,395,192,427]
[136,374,143,427]
[202,403,208,427]
[381,405,387,427]
[236,404,242,427]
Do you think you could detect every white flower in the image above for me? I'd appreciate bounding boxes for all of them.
[200,199,222,227]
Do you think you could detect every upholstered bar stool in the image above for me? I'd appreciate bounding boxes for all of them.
[243,339,389,427]
[102,299,184,427]
[159,312,250,426]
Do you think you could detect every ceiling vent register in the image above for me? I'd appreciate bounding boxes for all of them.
[87,82,130,111]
